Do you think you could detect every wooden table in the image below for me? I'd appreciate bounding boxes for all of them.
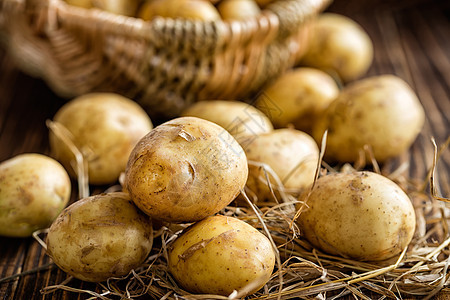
[0,0,449,299]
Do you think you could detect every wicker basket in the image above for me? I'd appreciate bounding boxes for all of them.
[0,0,330,119]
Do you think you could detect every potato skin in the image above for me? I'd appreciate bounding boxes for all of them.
[181,100,273,145]
[255,67,339,133]
[312,75,425,163]
[0,154,71,237]
[46,192,153,282]
[138,0,220,21]
[297,171,416,261]
[243,128,319,200]
[124,117,248,223]
[168,215,275,296]
[49,93,153,185]
[217,0,261,21]
[300,13,374,82]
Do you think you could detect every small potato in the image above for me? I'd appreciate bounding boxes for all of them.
[243,128,319,201]
[92,0,140,16]
[168,215,275,296]
[217,0,261,21]
[124,117,248,223]
[312,75,425,163]
[49,93,153,185]
[296,171,416,261]
[46,192,153,282]
[138,0,220,21]
[300,13,374,82]
[255,67,339,133]
[181,100,273,145]
[0,154,71,237]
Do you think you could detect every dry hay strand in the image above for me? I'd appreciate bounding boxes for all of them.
[37,137,450,299]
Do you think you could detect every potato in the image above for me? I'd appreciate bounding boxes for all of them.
[300,13,374,82]
[0,154,71,237]
[296,171,416,261]
[46,192,153,282]
[138,0,220,21]
[243,128,319,201]
[181,100,273,145]
[217,0,261,21]
[255,67,339,133]
[49,93,153,185]
[312,75,425,163]
[168,215,275,296]
[124,117,248,223]
[92,0,140,16]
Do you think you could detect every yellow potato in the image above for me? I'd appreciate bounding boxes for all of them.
[243,128,319,201]
[46,192,153,282]
[300,13,374,82]
[296,171,416,261]
[312,75,425,163]
[181,100,273,145]
[124,117,248,223]
[217,0,261,21]
[0,153,71,237]
[92,0,140,16]
[138,0,220,21]
[49,93,153,185]
[255,67,339,133]
[168,215,275,296]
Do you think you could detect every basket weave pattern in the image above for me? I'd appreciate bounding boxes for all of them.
[0,0,330,118]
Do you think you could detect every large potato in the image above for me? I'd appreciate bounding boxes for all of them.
[0,153,71,237]
[243,128,319,201]
[124,117,248,223]
[46,192,153,282]
[255,67,339,133]
[49,93,153,185]
[138,0,220,21]
[300,13,374,82]
[296,171,416,261]
[312,75,425,163]
[217,0,261,21]
[168,215,275,296]
[181,100,273,145]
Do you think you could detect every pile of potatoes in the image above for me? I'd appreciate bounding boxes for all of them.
[0,8,427,298]
[64,0,278,21]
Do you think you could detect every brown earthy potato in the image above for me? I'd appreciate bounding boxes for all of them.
[296,171,416,261]
[255,67,339,133]
[243,128,319,201]
[300,13,374,82]
[138,0,221,21]
[181,100,273,145]
[168,215,275,296]
[46,192,153,282]
[312,75,425,163]
[49,93,153,185]
[124,117,248,223]
[0,153,71,237]
[217,0,261,21]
